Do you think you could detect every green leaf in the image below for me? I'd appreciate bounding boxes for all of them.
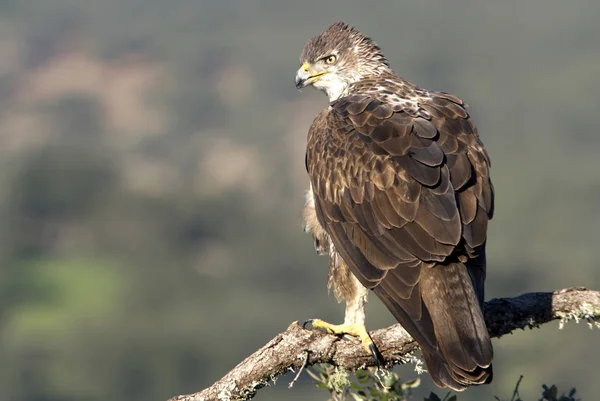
[356,369,370,383]
[425,392,442,401]
[550,385,558,399]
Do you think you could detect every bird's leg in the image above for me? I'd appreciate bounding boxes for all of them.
[304,283,381,364]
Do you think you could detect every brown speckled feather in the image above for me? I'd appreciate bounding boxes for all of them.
[306,73,494,390]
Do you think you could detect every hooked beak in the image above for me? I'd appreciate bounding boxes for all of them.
[295,62,326,89]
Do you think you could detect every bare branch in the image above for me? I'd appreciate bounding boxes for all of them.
[288,349,310,388]
[168,287,600,401]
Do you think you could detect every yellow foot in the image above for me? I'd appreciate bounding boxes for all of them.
[303,319,382,364]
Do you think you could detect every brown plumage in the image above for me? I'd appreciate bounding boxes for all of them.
[298,22,494,390]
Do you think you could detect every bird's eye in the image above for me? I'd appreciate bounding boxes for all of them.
[323,55,337,65]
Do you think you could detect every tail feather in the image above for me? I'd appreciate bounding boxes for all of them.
[374,261,492,391]
[420,262,493,371]
[422,350,492,391]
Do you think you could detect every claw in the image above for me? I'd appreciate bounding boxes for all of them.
[369,342,383,366]
[302,319,315,329]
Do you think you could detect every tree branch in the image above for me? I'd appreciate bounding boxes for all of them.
[168,287,600,401]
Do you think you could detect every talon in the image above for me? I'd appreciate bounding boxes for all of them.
[369,342,383,366]
[302,319,315,329]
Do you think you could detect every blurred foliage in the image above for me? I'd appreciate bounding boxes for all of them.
[309,364,420,401]
[0,1,598,401]
[309,367,580,401]
[537,385,579,401]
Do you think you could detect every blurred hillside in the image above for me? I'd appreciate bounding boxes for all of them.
[0,1,599,400]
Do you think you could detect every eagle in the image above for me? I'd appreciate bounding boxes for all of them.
[296,22,494,391]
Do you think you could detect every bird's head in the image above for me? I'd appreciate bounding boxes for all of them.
[295,22,390,101]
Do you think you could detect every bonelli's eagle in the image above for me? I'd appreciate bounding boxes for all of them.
[297,22,494,390]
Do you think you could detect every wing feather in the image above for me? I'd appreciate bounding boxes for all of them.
[306,83,494,390]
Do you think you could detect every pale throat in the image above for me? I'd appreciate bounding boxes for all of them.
[313,75,352,102]
[314,66,388,102]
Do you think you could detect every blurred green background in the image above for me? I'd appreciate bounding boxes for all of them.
[0,1,598,400]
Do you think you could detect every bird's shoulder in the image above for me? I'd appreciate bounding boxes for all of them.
[306,73,493,226]
[309,74,490,171]
[338,74,471,122]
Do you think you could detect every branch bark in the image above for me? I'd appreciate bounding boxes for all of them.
[168,287,600,401]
